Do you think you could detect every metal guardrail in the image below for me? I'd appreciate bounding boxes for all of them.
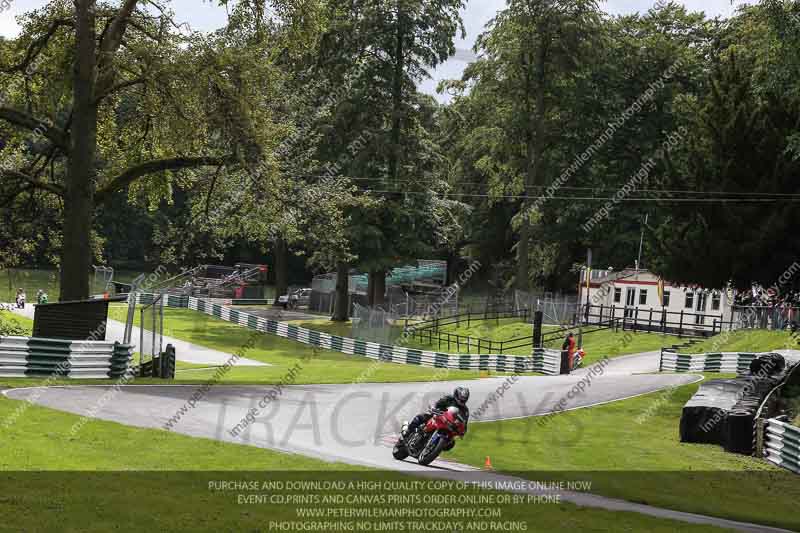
[0,336,134,379]
[186,296,561,375]
[658,350,758,374]
[763,418,800,474]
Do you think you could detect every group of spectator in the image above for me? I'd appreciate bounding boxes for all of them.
[735,288,800,331]
[14,288,48,309]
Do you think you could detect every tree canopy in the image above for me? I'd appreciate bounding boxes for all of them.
[1,0,798,303]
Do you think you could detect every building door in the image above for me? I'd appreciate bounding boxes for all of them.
[695,292,707,324]
[625,287,636,318]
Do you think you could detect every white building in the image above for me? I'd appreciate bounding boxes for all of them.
[578,268,735,336]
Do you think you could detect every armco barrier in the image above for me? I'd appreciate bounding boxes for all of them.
[186,296,560,375]
[132,293,187,308]
[0,336,134,379]
[659,349,757,374]
[764,418,800,474]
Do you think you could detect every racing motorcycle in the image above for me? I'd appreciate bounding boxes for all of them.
[392,406,466,466]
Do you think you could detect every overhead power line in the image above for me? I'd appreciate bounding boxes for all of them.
[358,189,800,203]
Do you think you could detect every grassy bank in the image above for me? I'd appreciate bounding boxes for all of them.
[685,328,798,353]
[448,381,798,531]
[0,310,33,336]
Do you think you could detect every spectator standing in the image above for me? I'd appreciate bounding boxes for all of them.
[16,288,26,309]
[562,332,577,370]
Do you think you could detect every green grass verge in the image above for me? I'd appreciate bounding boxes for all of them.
[0,310,33,336]
[447,381,799,531]
[0,384,731,532]
[0,383,356,471]
[106,307,480,384]
[685,328,798,354]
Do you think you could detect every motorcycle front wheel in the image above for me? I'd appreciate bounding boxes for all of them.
[418,434,447,466]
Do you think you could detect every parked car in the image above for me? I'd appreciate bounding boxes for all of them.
[278,288,312,309]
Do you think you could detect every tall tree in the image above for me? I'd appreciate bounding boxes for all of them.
[455,0,601,290]
[0,0,320,300]
[650,2,800,290]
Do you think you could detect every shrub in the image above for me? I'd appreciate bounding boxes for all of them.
[0,313,29,336]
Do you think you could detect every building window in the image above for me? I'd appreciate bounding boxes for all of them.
[614,288,621,303]
[662,291,671,307]
[685,292,694,309]
[639,290,648,305]
[712,293,721,311]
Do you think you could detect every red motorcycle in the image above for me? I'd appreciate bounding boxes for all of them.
[392,406,466,466]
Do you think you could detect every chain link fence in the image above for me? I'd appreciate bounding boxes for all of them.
[351,304,402,344]
[514,290,580,326]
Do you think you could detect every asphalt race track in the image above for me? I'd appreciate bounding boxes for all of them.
[4,352,792,532]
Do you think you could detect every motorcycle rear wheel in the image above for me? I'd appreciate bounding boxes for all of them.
[392,441,409,460]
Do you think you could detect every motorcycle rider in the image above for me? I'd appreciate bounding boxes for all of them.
[403,387,470,449]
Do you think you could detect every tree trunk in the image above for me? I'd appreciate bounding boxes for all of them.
[446,252,459,287]
[332,261,349,322]
[372,270,386,307]
[60,0,97,302]
[388,9,404,184]
[516,38,548,293]
[273,238,288,305]
[367,271,375,306]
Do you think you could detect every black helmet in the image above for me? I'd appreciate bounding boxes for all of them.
[454,386,470,406]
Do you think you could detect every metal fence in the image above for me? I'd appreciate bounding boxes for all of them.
[579,304,725,337]
[732,306,800,331]
[92,265,114,296]
[352,304,401,344]
[515,290,580,326]
[139,293,164,374]
[404,309,539,354]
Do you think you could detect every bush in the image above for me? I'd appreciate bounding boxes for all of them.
[0,313,29,336]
